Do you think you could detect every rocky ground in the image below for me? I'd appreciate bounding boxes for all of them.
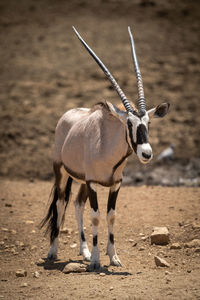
[0,0,200,185]
[0,180,200,300]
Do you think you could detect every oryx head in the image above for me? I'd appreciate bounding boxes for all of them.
[73,26,169,164]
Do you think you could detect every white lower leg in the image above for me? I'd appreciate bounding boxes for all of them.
[75,202,91,261]
[107,208,121,266]
[91,209,100,267]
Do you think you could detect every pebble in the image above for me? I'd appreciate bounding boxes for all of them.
[60,227,73,234]
[109,286,114,291]
[63,262,86,273]
[128,239,134,243]
[99,273,106,276]
[170,243,181,249]
[33,271,40,278]
[139,247,145,251]
[70,243,77,249]
[165,270,171,275]
[1,228,8,232]
[154,256,170,267]
[31,246,37,251]
[37,258,44,264]
[25,220,34,224]
[184,239,200,248]
[16,269,27,277]
[151,227,170,245]
[20,283,28,287]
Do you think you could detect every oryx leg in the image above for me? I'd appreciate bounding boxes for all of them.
[106,182,122,266]
[87,182,100,270]
[47,163,73,259]
[74,184,91,261]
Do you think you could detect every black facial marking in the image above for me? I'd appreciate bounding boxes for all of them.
[110,233,114,244]
[87,182,98,211]
[81,231,86,242]
[93,235,98,246]
[136,124,148,144]
[127,119,137,152]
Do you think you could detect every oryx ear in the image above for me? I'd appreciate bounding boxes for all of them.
[147,103,170,118]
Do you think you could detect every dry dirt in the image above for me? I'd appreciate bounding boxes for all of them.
[0,179,200,300]
[0,0,200,299]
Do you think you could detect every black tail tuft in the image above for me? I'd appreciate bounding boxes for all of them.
[40,184,59,242]
[40,177,73,243]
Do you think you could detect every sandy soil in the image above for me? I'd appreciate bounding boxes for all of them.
[0,179,200,300]
[0,0,199,181]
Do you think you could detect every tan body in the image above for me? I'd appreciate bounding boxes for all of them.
[54,102,132,186]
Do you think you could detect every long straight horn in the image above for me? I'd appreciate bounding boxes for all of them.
[72,26,135,114]
[128,26,146,114]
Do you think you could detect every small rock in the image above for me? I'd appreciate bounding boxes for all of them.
[170,243,181,249]
[11,230,16,235]
[132,242,137,247]
[20,283,28,287]
[70,243,77,249]
[128,239,134,243]
[33,271,40,278]
[165,270,171,275]
[154,256,170,267]
[109,286,114,290]
[31,230,36,234]
[25,220,34,225]
[16,269,27,277]
[31,246,37,251]
[63,263,86,273]
[1,228,8,232]
[99,273,106,276]
[141,236,148,241]
[139,247,145,251]
[60,227,73,234]
[151,227,170,245]
[0,241,5,246]
[37,258,44,264]
[184,239,200,248]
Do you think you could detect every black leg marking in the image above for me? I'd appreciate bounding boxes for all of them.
[81,231,86,242]
[110,233,114,244]
[93,235,98,247]
[65,176,73,203]
[87,182,98,212]
[107,188,120,213]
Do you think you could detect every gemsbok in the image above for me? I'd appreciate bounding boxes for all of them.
[41,26,170,270]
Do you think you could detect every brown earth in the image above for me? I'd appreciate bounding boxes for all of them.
[0,1,200,299]
[0,0,199,182]
[0,180,200,300]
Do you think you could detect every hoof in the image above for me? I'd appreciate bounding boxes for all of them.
[110,255,122,267]
[47,252,57,260]
[83,255,91,262]
[87,262,101,271]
